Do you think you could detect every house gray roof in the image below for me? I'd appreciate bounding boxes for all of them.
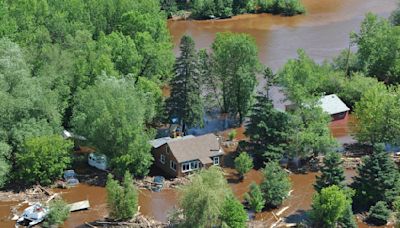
[150,134,224,164]
[149,135,195,148]
[318,94,350,115]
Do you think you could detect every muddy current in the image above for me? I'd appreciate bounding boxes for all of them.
[1,0,398,227]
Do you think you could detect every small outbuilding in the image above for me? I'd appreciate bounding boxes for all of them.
[149,134,224,177]
[318,94,350,121]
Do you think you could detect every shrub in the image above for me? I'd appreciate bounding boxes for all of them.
[44,199,70,227]
[228,129,237,141]
[106,172,138,220]
[234,152,253,180]
[244,182,265,212]
[367,201,391,226]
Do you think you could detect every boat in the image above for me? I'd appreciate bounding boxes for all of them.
[17,203,49,227]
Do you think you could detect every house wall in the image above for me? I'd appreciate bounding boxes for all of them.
[331,111,348,121]
[152,144,180,177]
[152,146,225,178]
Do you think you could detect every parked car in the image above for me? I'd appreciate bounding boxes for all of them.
[17,203,49,227]
[152,176,165,192]
[88,153,107,171]
[63,170,79,186]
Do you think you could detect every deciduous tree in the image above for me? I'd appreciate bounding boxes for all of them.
[244,182,265,212]
[234,152,253,180]
[220,195,248,228]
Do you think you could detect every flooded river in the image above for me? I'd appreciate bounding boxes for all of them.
[168,0,397,71]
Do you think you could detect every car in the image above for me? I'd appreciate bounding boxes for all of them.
[88,153,107,171]
[63,170,79,186]
[152,176,165,192]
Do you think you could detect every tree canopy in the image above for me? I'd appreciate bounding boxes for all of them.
[71,78,156,177]
[260,162,291,207]
[314,152,346,192]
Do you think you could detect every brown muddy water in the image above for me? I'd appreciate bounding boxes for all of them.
[168,0,397,71]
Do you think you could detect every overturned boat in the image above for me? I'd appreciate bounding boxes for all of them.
[17,203,49,227]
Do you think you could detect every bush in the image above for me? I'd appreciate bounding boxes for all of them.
[368,201,391,226]
[309,185,352,228]
[244,182,265,212]
[228,129,237,141]
[234,152,253,179]
[44,199,70,227]
[106,172,138,220]
[15,135,73,186]
[220,195,248,228]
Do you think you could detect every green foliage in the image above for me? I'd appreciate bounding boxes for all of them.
[279,49,341,105]
[352,13,400,84]
[309,185,353,228]
[338,205,358,228]
[391,4,400,26]
[244,182,265,212]
[211,32,261,123]
[393,197,400,225]
[72,78,155,177]
[167,35,204,129]
[179,166,231,227]
[352,144,400,209]
[246,0,305,16]
[228,129,237,141]
[314,152,345,192]
[354,83,400,144]
[106,172,138,220]
[0,142,11,187]
[288,105,337,158]
[15,135,73,186]
[44,199,70,227]
[191,0,233,19]
[367,201,391,226]
[234,152,253,179]
[220,195,248,228]
[261,162,291,207]
[245,94,291,162]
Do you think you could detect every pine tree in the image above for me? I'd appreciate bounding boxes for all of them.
[314,152,346,192]
[261,162,292,207]
[352,143,400,209]
[167,35,203,130]
[245,93,291,162]
[244,182,265,212]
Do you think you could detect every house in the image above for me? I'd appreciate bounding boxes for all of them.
[318,94,350,121]
[149,134,224,177]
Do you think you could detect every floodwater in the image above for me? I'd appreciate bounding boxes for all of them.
[330,114,358,145]
[168,0,397,71]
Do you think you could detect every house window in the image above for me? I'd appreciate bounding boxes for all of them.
[170,160,177,171]
[160,154,166,164]
[213,156,220,165]
[165,146,169,154]
[182,160,200,173]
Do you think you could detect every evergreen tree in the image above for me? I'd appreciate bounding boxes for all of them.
[314,152,346,192]
[167,35,204,129]
[220,195,248,228]
[260,162,291,207]
[338,205,358,228]
[244,182,265,213]
[352,143,400,209]
[367,201,391,226]
[245,93,291,162]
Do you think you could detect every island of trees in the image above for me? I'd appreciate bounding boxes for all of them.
[1,0,400,227]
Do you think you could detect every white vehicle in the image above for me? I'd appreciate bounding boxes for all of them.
[17,203,49,227]
[88,153,107,171]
